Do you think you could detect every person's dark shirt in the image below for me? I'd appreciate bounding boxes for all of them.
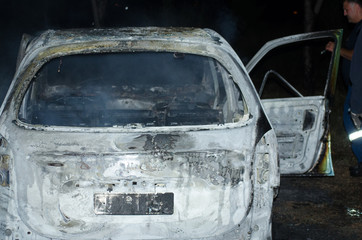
[350,26,362,114]
[342,20,362,86]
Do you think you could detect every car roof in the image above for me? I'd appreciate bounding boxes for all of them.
[26,27,227,53]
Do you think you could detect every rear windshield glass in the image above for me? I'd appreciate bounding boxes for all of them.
[19,52,244,127]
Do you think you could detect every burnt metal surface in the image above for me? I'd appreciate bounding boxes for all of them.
[142,134,179,151]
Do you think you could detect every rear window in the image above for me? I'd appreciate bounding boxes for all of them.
[19,52,244,127]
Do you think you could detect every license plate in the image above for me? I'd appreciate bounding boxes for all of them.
[94,193,174,215]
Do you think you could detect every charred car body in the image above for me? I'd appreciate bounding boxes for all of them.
[0,28,341,239]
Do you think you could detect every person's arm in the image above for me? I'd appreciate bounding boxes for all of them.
[340,48,354,60]
[325,41,354,60]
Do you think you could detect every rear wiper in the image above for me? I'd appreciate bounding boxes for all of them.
[154,102,169,111]
[121,123,144,129]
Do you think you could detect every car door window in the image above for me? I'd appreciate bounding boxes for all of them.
[249,38,336,99]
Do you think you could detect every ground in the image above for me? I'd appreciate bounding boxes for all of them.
[272,81,362,240]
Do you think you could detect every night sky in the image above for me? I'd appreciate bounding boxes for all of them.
[0,0,350,103]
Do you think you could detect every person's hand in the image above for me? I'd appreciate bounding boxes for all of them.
[325,41,335,52]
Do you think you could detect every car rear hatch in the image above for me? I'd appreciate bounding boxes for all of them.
[12,129,254,239]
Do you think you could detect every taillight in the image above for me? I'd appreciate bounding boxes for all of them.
[255,131,280,189]
[0,136,10,187]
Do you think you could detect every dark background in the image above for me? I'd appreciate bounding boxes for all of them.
[0,0,351,103]
[1,1,361,239]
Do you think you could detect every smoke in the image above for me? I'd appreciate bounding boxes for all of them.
[19,52,229,127]
[0,34,20,105]
[0,0,247,106]
[215,6,240,46]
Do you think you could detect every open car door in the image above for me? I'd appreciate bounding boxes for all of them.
[246,29,342,176]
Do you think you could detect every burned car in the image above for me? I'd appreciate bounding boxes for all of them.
[0,27,341,239]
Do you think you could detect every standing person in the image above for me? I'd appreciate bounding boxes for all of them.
[325,0,362,177]
[348,17,362,176]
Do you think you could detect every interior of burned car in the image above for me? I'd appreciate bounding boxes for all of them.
[18,52,245,127]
